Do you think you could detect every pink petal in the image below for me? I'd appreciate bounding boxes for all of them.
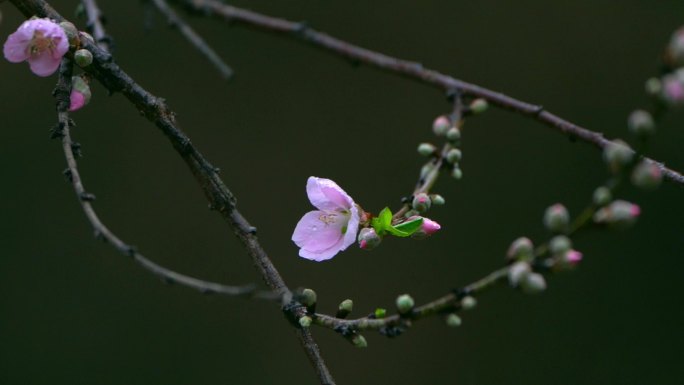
[292,211,346,253]
[306,177,353,211]
[3,26,32,63]
[68,90,86,112]
[28,49,61,77]
[298,242,345,262]
[340,205,360,250]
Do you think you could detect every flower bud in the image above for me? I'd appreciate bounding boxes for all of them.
[59,21,79,46]
[446,148,462,164]
[603,140,634,173]
[666,26,684,67]
[506,237,534,261]
[298,316,312,328]
[446,127,461,142]
[469,98,488,114]
[451,167,463,180]
[430,194,446,206]
[508,261,531,287]
[79,31,95,46]
[661,74,684,106]
[556,249,583,270]
[351,334,368,348]
[412,193,431,212]
[69,75,91,112]
[543,203,569,233]
[374,308,386,318]
[631,161,662,190]
[520,273,547,294]
[417,143,437,156]
[446,313,462,327]
[549,235,572,255]
[594,200,641,229]
[644,77,662,96]
[432,115,451,136]
[592,186,612,207]
[299,288,317,307]
[396,294,415,314]
[74,49,93,67]
[410,217,441,239]
[627,110,655,138]
[461,296,477,310]
[358,228,382,250]
[336,299,353,318]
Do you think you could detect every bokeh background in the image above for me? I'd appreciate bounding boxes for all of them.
[2,1,684,384]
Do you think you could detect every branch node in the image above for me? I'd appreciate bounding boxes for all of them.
[79,192,96,201]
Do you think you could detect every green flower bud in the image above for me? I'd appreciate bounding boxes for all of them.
[446,127,461,142]
[418,143,437,156]
[412,193,431,213]
[74,49,93,67]
[396,294,415,314]
[603,140,634,173]
[351,334,368,348]
[299,288,317,307]
[336,299,353,318]
[506,237,534,261]
[59,21,79,46]
[631,161,662,190]
[298,316,312,328]
[430,194,446,206]
[79,31,95,46]
[432,115,451,136]
[644,77,662,96]
[446,148,462,164]
[543,203,569,233]
[469,98,488,114]
[446,313,462,327]
[451,167,463,180]
[549,235,572,255]
[521,272,547,294]
[508,261,531,287]
[592,186,612,207]
[358,227,382,250]
[594,200,641,229]
[461,296,477,310]
[627,110,655,138]
[374,308,386,318]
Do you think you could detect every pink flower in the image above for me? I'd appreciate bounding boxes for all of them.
[3,18,69,77]
[292,177,360,261]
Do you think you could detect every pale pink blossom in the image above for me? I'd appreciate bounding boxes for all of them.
[292,177,360,261]
[69,90,86,111]
[3,18,68,77]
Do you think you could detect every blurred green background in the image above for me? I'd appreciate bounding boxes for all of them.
[2,1,684,384]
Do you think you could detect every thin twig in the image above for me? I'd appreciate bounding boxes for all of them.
[9,1,335,383]
[53,58,268,299]
[182,0,684,186]
[151,0,233,78]
[80,0,112,52]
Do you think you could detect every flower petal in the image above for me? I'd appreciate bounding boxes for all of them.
[306,176,354,211]
[28,49,61,76]
[68,90,86,112]
[3,27,31,63]
[340,205,360,251]
[298,239,345,262]
[292,210,346,253]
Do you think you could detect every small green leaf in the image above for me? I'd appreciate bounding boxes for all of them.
[374,308,387,318]
[371,207,394,235]
[393,217,424,236]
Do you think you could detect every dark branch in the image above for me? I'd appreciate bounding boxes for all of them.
[53,57,266,299]
[151,0,233,79]
[182,0,684,186]
[80,0,112,53]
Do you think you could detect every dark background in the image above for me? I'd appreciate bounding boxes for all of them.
[2,1,684,384]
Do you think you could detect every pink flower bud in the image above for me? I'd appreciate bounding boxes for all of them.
[68,89,86,111]
[432,115,450,136]
[411,217,441,239]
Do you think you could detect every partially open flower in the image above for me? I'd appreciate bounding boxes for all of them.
[410,217,441,239]
[292,177,360,261]
[68,75,91,112]
[3,18,69,77]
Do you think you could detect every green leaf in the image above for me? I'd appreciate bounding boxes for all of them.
[392,217,424,236]
[371,207,393,235]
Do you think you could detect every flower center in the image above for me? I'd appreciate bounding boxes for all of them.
[318,213,337,226]
[29,31,54,56]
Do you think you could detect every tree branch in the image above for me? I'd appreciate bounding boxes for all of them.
[80,0,112,53]
[8,1,335,383]
[181,0,684,186]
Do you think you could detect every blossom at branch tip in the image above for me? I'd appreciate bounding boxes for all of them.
[292,177,360,261]
[3,18,69,77]
[409,216,441,239]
